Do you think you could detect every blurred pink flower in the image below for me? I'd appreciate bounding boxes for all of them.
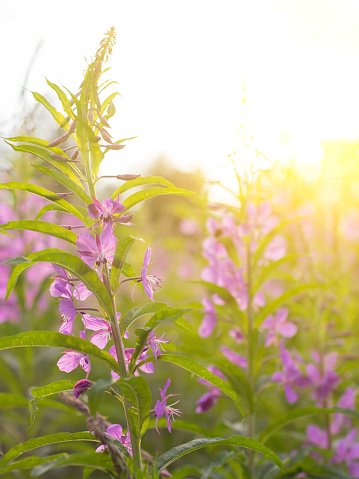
[261,308,297,347]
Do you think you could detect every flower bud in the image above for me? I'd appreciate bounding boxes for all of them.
[98,127,113,144]
[97,111,110,128]
[71,149,79,160]
[68,120,77,134]
[88,107,94,124]
[95,135,101,142]
[73,379,93,399]
[103,143,125,150]
[116,174,141,180]
[47,133,70,147]
[56,192,74,198]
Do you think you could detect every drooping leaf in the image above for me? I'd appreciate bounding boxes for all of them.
[0,256,30,266]
[110,235,143,292]
[0,332,120,375]
[155,354,245,417]
[46,79,76,119]
[35,203,69,220]
[155,435,284,472]
[31,380,77,399]
[0,432,98,468]
[32,91,68,127]
[122,187,195,212]
[33,165,92,205]
[0,182,88,225]
[119,302,168,335]
[1,220,77,245]
[111,176,175,200]
[115,376,152,439]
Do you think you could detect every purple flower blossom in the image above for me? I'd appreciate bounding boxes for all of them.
[147,330,169,360]
[196,366,225,414]
[96,424,132,456]
[76,224,117,269]
[50,265,92,301]
[73,379,93,399]
[331,429,359,477]
[58,289,77,335]
[82,313,112,350]
[221,346,248,369]
[88,197,133,226]
[306,424,329,449]
[331,387,356,435]
[198,298,217,338]
[109,346,153,380]
[140,247,161,302]
[57,331,91,375]
[306,352,340,406]
[261,308,297,347]
[153,379,181,433]
[229,328,244,343]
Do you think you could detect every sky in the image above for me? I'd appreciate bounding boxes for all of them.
[1,0,359,187]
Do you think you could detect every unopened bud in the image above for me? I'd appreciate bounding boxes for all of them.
[98,127,113,144]
[95,135,101,142]
[116,174,141,180]
[97,111,110,128]
[56,192,74,198]
[47,132,70,147]
[61,225,72,230]
[71,149,79,160]
[73,379,93,399]
[103,143,125,150]
[52,153,80,163]
[68,120,77,134]
[88,107,94,124]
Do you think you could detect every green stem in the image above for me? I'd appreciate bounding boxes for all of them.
[103,263,142,471]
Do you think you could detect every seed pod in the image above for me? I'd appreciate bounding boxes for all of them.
[71,149,80,160]
[47,132,70,147]
[88,107,94,124]
[98,126,113,144]
[103,143,125,150]
[116,174,141,180]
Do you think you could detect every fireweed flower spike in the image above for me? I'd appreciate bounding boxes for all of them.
[140,247,162,302]
[153,378,181,434]
[76,224,117,269]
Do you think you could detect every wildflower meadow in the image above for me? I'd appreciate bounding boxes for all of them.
[1,28,359,479]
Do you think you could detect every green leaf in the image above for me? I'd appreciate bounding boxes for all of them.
[6,250,113,319]
[121,260,136,278]
[6,142,83,186]
[0,393,28,407]
[259,407,359,444]
[32,91,68,128]
[0,454,67,476]
[33,164,92,205]
[155,435,284,472]
[116,376,152,439]
[253,254,302,292]
[111,176,175,200]
[88,377,114,416]
[0,432,98,468]
[155,354,245,417]
[31,380,77,398]
[122,186,195,211]
[100,91,120,114]
[0,331,120,374]
[29,399,38,428]
[46,79,76,119]
[0,256,30,266]
[35,203,69,220]
[76,117,103,178]
[1,220,77,245]
[254,284,326,327]
[110,235,143,292]
[147,418,213,437]
[130,307,192,373]
[120,302,168,335]
[0,182,88,225]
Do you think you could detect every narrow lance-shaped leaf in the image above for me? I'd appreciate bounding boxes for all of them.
[122,187,195,212]
[111,176,175,200]
[32,91,68,128]
[129,308,193,373]
[119,302,168,335]
[6,142,83,185]
[0,432,98,468]
[31,380,77,399]
[1,221,77,245]
[153,354,245,417]
[0,331,120,374]
[46,79,76,120]
[110,235,143,292]
[35,204,69,220]
[115,376,152,439]
[0,182,89,225]
[155,435,284,472]
[87,377,114,416]
[33,165,92,205]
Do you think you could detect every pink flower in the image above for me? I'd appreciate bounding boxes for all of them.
[153,379,181,433]
[221,346,248,369]
[198,298,217,338]
[57,331,91,375]
[306,351,340,406]
[196,366,225,414]
[331,429,359,477]
[88,197,133,226]
[261,308,297,347]
[109,346,153,380]
[331,387,356,435]
[96,424,132,456]
[76,224,117,269]
[141,247,161,302]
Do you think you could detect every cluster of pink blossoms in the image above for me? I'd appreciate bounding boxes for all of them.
[50,196,180,450]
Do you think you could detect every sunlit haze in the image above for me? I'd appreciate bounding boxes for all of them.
[1,0,359,190]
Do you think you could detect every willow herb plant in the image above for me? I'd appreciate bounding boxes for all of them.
[0,29,285,478]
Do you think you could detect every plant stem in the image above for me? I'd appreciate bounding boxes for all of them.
[103,263,142,471]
